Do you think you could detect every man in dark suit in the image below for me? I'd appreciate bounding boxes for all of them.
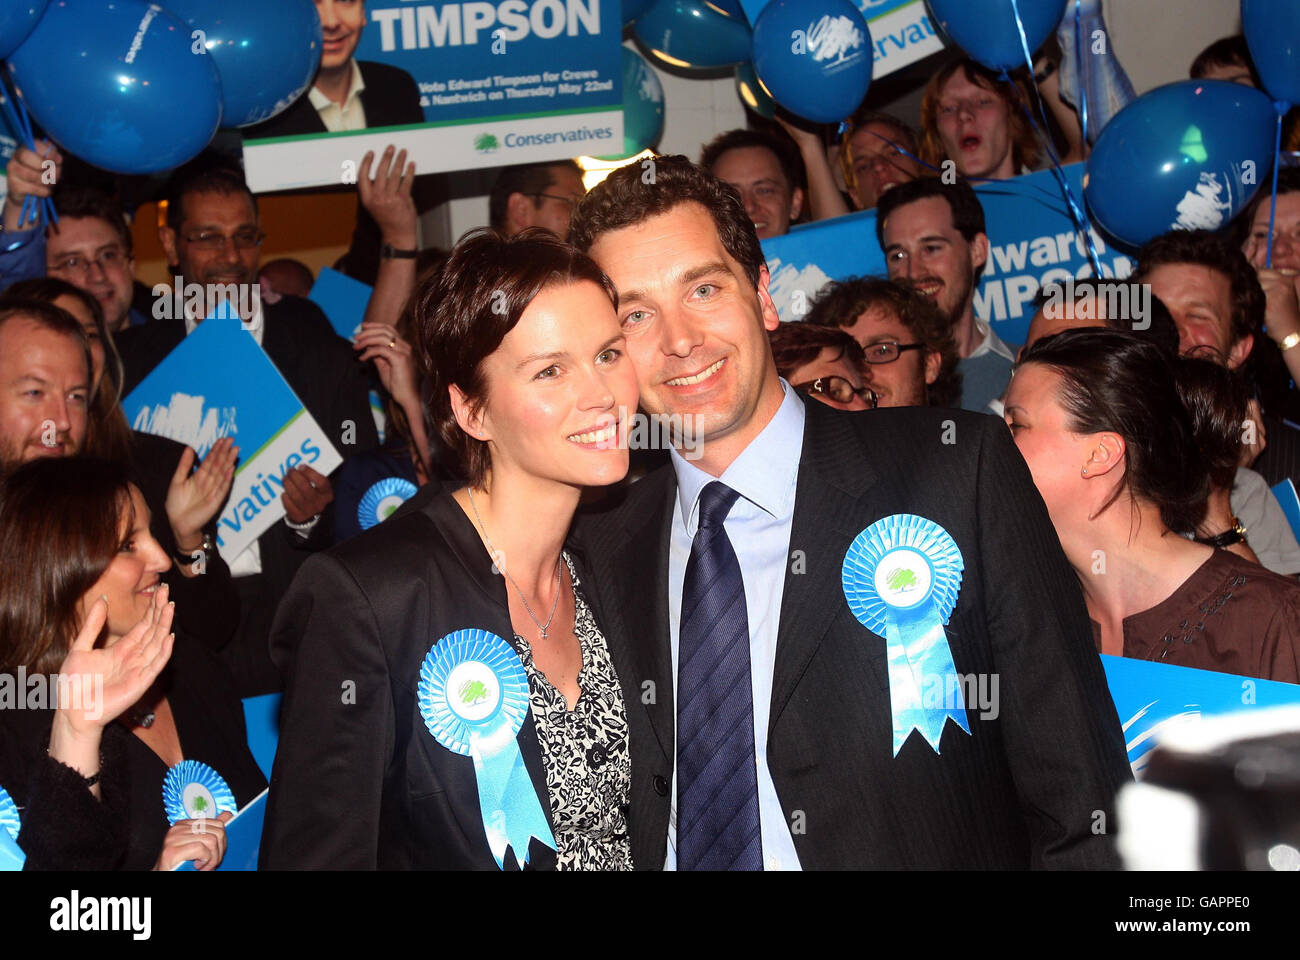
[244,0,423,140]
[115,162,379,696]
[566,155,1132,870]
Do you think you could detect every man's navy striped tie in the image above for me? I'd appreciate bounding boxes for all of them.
[676,481,762,871]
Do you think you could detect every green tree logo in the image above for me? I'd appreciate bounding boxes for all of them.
[459,679,489,705]
[885,567,918,592]
[475,133,499,153]
[192,794,209,815]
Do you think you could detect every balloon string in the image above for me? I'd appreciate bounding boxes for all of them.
[1074,0,1088,148]
[1007,0,1104,276]
[1268,105,1286,269]
[0,76,57,229]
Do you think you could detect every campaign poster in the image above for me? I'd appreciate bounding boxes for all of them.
[122,315,343,562]
[241,0,625,193]
[761,163,1135,347]
[1100,655,1300,778]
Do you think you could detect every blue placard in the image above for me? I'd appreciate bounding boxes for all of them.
[308,266,374,341]
[122,316,342,561]
[173,789,268,873]
[242,694,283,783]
[1272,478,1300,543]
[243,1,624,192]
[1100,654,1300,777]
[763,163,1136,347]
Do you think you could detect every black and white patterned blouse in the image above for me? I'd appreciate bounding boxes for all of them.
[511,553,633,871]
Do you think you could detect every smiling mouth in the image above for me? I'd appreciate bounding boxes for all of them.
[665,358,725,387]
[137,580,161,596]
[913,279,943,298]
[567,423,618,445]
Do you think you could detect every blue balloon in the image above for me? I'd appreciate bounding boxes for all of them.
[1243,0,1300,106]
[7,0,222,174]
[752,0,872,124]
[1084,80,1277,248]
[618,47,665,157]
[735,61,775,119]
[163,0,322,128]
[0,0,48,60]
[623,0,656,24]
[634,0,751,70]
[925,0,1065,72]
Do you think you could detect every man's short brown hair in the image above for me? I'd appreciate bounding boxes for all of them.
[804,276,962,407]
[569,154,765,290]
[1134,229,1264,347]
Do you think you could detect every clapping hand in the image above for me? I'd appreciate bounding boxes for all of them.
[282,465,333,524]
[165,438,238,557]
[57,585,175,736]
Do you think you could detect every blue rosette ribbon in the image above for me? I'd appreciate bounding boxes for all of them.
[842,514,971,756]
[0,783,24,870]
[162,760,238,825]
[418,628,556,869]
[358,477,418,531]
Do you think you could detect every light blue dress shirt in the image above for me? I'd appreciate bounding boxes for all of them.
[664,380,805,871]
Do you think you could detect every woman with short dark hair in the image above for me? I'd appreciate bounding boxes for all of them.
[263,228,641,870]
[0,457,264,869]
[1004,328,1300,682]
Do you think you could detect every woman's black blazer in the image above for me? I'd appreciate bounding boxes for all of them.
[260,487,564,870]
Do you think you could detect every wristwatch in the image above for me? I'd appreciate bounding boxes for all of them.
[380,243,418,259]
[172,531,213,566]
[1194,517,1247,549]
[1279,332,1300,352]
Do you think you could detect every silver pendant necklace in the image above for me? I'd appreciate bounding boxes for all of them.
[467,486,562,641]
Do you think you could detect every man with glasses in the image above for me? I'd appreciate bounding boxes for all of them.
[768,322,875,411]
[805,276,961,408]
[488,160,586,240]
[0,140,147,332]
[116,159,379,696]
[876,177,1016,414]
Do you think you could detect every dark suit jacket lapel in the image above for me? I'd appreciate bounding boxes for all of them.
[583,473,677,767]
[414,491,559,869]
[770,404,878,732]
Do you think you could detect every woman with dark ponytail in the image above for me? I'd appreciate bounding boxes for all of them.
[1004,327,1300,682]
